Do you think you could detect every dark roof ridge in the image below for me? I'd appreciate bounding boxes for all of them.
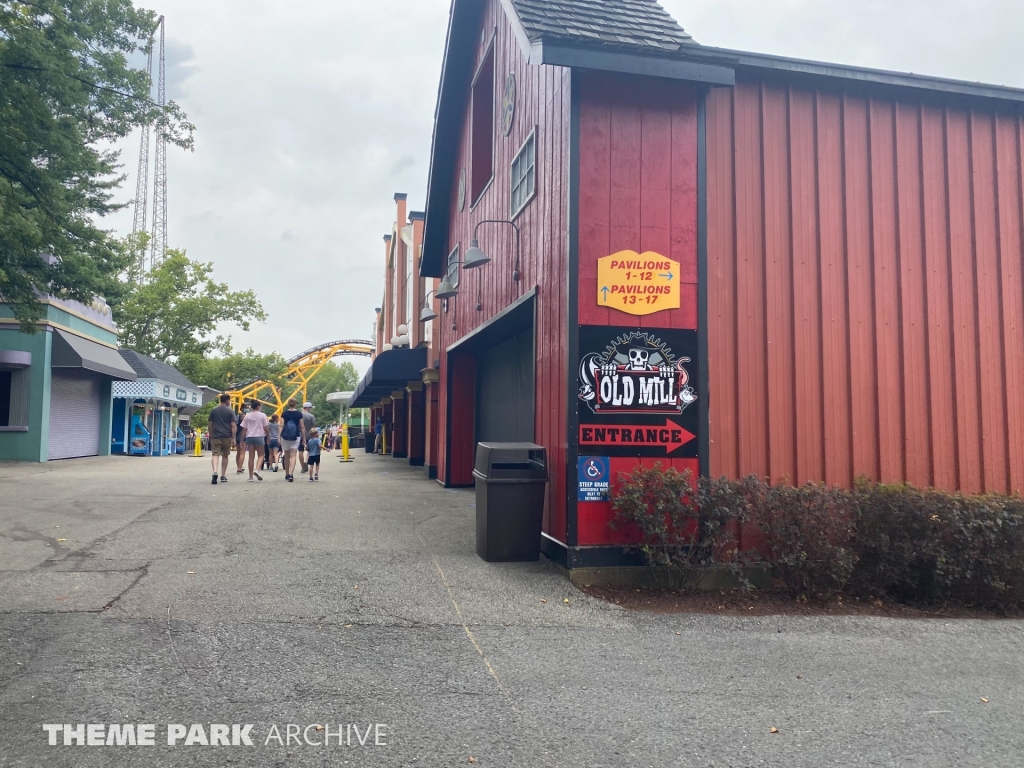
[117,349,199,389]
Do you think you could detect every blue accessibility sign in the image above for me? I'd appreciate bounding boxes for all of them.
[577,456,610,502]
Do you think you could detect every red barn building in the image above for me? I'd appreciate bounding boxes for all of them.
[353,0,1024,569]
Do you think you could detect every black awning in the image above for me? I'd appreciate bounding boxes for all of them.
[349,347,427,408]
[51,330,137,380]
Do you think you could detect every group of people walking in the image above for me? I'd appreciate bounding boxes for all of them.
[207,395,324,484]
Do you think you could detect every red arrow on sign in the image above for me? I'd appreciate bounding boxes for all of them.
[579,419,695,454]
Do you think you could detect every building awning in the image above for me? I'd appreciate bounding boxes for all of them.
[0,350,31,369]
[51,329,137,380]
[349,347,427,408]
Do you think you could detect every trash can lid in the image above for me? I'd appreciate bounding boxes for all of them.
[474,442,547,477]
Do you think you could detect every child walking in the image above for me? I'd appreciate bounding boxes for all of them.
[267,414,281,471]
[306,428,322,482]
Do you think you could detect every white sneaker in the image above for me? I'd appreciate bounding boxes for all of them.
[247,477,254,483]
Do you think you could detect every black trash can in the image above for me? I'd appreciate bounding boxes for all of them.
[473,443,549,562]
[364,431,374,453]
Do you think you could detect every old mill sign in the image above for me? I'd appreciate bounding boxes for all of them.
[597,251,680,316]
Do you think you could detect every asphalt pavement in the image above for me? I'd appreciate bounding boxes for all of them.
[0,452,1022,767]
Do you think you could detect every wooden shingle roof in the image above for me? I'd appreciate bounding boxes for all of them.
[508,0,695,55]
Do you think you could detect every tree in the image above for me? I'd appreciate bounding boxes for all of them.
[113,250,266,362]
[182,355,357,430]
[176,347,287,392]
[307,361,359,422]
[0,0,194,327]
[180,348,288,431]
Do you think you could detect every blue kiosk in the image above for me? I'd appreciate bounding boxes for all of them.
[111,351,204,457]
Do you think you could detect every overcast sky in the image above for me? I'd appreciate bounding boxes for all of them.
[105,0,1024,375]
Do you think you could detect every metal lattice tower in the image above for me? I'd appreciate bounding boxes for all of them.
[130,39,154,279]
[131,46,154,241]
[148,16,168,271]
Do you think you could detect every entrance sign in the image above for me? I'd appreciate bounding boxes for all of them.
[578,330,697,416]
[577,456,610,502]
[579,420,694,454]
[578,326,698,458]
[597,250,680,316]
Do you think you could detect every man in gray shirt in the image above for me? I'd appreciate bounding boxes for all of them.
[298,402,316,473]
[208,394,237,485]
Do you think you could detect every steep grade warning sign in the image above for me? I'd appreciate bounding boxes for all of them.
[597,250,680,316]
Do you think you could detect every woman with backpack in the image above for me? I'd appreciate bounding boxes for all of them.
[279,400,303,482]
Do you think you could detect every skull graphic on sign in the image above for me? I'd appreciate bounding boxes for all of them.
[627,347,651,370]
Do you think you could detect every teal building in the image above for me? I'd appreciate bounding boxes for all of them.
[0,297,137,462]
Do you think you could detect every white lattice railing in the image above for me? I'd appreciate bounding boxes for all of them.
[112,381,156,397]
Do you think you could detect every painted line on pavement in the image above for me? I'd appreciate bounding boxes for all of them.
[432,559,517,711]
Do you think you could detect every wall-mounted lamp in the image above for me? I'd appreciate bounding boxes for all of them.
[431,219,519,305]
[469,219,521,281]
[420,290,440,322]
[435,278,459,299]
[462,241,491,269]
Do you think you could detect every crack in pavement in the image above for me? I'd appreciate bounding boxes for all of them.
[101,563,151,612]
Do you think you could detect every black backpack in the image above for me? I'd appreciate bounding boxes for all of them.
[281,414,300,441]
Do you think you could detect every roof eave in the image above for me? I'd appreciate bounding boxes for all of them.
[534,41,736,86]
[711,46,1024,105]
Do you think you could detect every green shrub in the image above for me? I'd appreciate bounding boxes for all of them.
[611,464,747,589]
[757,483,859,599]
[849,482,949,604]
[943,494,1024,610]
[850,483,1024,611]
[608,469,1024,612]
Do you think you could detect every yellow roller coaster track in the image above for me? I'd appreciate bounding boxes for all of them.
[225,339,372,416]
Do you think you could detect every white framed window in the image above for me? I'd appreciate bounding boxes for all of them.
[447,244,460,289]
[510,129,536,219]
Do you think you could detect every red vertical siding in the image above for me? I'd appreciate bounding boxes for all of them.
[762,84,796,485]
[893,101,930,488]
[577,74,698,329]
[447,354,476,485]
[919,104,957,490]
[817,92,853,487]
[733,82,769,479]
[575,72,699,545]
[707,87,738,479]
[707,74,1024,494]
[996,117,1024,492]
[970,113,1010,492]
[946,110,984,492]
[435,0,570,538]
[790,89,825,484]
[842,95,881,483]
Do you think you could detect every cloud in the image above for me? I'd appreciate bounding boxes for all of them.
[390,155,417,177]
[663,0,1024,87]
[165,37,198,100]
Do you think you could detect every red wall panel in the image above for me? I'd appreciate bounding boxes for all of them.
[707,74,1024,494]
[435,0,570,538]
[577,74,698,329]
[575,72,699,546]
[447,354,476,486]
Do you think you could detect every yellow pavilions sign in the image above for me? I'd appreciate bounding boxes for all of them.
[597,251,680,316]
